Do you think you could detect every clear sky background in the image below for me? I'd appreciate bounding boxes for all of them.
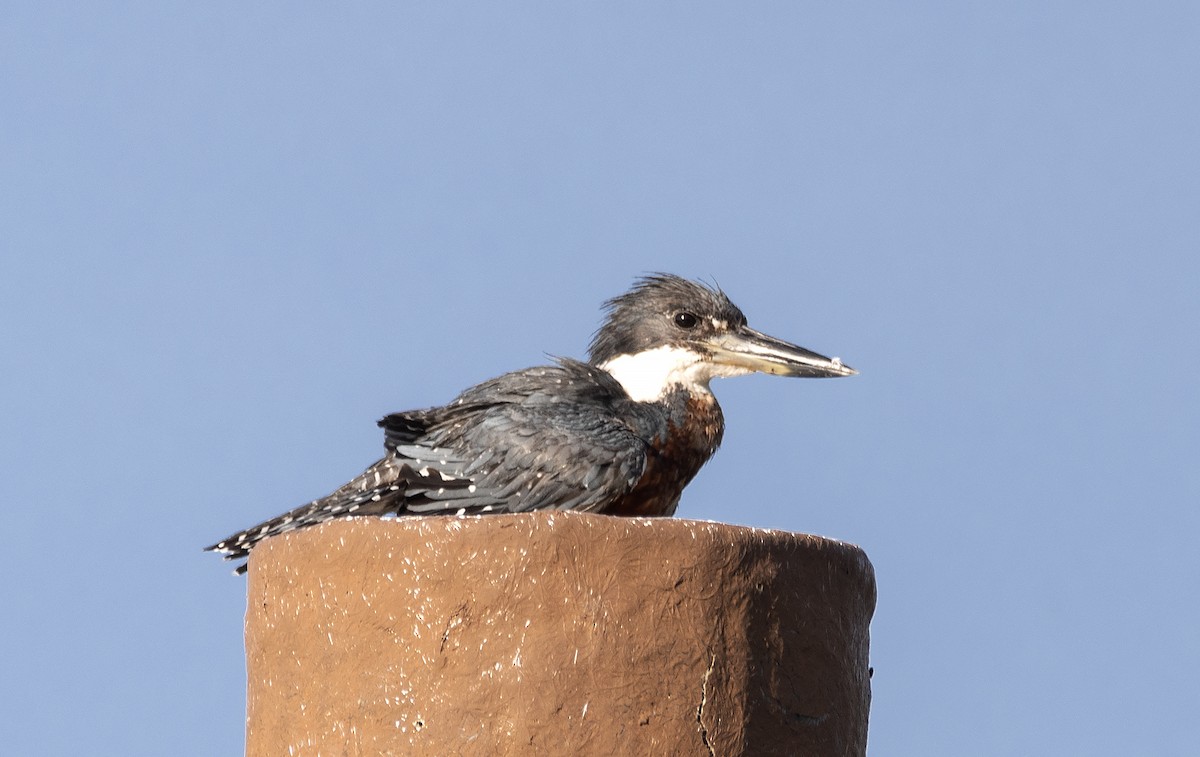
[3,3,1197,755]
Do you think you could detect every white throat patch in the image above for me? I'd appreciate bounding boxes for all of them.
[599,346,752,403]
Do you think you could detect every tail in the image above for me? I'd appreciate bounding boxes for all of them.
[204,484,404,574]
[205,453,482,575]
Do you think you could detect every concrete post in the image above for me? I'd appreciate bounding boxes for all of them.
[244,513,875,756]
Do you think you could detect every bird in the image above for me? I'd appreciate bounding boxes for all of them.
[206,274,856,574]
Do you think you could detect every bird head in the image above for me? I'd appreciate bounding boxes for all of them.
[588,274,856,403]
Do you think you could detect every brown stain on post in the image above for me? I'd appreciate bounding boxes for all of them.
[243,513,876,756]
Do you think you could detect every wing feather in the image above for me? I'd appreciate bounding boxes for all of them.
[208,359,660,573]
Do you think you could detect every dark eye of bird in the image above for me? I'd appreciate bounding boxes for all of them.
[673,312,699,329]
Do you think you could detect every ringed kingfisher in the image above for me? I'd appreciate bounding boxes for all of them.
[207,274,856,574]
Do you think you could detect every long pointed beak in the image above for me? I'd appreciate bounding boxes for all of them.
[708,326,858,378]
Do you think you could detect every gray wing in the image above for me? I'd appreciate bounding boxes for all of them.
[396,359,654,513]
[402,405,649,514]
[207,359,655,572]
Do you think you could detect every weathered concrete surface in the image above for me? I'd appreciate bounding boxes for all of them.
[244,513,875,756]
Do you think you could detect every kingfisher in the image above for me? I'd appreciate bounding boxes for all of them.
[207,274,856,574]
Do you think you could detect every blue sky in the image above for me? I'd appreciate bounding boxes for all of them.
[3,3,1197,754]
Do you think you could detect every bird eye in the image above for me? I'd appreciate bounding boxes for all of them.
[673,312,699,329]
